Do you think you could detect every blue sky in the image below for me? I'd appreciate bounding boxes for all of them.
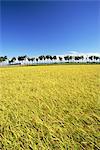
[0,0,100,57]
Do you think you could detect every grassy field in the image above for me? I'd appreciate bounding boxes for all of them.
[0,65,100,150]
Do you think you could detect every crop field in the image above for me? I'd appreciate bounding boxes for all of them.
[0,65,100,150]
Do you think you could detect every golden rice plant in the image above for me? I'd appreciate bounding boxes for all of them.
[0,65,100,150]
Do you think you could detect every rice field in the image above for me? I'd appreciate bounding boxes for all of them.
[0,65,100,150]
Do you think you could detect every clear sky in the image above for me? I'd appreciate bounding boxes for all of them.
[0,0,100,57]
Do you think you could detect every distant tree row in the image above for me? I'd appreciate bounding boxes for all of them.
[0,55,100,65]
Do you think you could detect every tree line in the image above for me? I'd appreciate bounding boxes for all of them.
[0,55,100,65]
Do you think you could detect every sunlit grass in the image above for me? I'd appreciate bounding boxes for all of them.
[0,65,100,149]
